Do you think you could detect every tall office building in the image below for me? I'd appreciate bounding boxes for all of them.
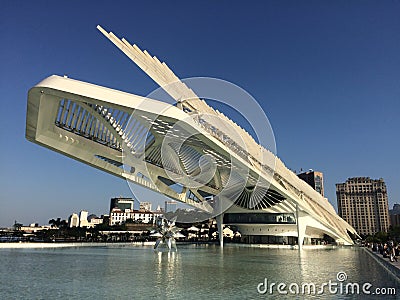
[110,197,135,213]
[79,210,89,227]
[389,204,400,228]
[298,170,324,196]
[69,213,79,228]
[336,177,390,236]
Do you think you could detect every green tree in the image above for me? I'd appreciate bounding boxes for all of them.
[374,231,388,243]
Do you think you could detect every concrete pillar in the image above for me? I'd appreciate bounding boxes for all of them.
[296,204,306,250]
[216,213,224,248]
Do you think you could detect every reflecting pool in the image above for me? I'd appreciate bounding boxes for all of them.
[0,245,398,299]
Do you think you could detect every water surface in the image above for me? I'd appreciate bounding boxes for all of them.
[0,245,398,299]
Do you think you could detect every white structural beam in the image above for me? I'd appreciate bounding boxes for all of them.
[25,26,360,247]
[296,204,306,249]
[216,214,224,248]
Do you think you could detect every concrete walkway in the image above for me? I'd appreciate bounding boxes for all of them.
[362,247,400,280]
[0,241,155,249]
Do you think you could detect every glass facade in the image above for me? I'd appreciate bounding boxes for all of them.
[223,213,296,224]
[315,175,323,195]
[243,235,298,245]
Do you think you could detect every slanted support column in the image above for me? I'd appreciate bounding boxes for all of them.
[216,213,224,248]
[296,204,306,250]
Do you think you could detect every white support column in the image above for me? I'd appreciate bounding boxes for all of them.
[216,213,224,248]
[296,204,306,250]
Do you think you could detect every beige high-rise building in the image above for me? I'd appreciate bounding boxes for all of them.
[336,177,390,236]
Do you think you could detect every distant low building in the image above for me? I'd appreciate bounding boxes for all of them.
[109,208,163,226]
[88,215,103,227]
[211,227,236,239]
[20,224,51,233]
[389,204,400,228]
[110,197,135,212]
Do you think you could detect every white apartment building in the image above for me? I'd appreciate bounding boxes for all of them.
[110,208,163,226]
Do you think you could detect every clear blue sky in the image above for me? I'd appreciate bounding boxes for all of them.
[1,1,399,227]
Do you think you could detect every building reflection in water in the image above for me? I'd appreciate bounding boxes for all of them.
[155,250,181,295]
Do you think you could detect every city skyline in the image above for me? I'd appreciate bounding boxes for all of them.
[1,1,399,227]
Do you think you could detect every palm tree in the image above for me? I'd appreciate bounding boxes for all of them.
[48,218,62,228]
[13,221,23,231]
